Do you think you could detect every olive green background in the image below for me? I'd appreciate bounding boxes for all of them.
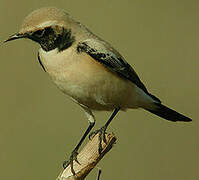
[0,0,198,180]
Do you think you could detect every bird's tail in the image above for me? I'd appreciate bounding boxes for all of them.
[145,103,192,122]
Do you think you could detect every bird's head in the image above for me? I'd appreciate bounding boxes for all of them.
[4,7,76,51]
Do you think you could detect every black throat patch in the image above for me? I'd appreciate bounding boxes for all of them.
[29,27,75,52]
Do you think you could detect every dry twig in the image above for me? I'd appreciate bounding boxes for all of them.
[56,133,117,180]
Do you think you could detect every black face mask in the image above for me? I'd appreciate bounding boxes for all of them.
[5,27,75,52]
[29,27,75,52]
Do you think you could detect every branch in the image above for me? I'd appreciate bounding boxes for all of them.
[56,133,117,180]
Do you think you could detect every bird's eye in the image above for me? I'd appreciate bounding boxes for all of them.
[44,27,54,34]
[33,29,45,37]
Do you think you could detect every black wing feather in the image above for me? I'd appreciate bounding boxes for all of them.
[77,41,161,103]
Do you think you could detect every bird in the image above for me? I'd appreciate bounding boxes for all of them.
[4,7,191,175]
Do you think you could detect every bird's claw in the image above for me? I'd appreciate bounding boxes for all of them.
[89,126,107,154]
[63,149,80,175]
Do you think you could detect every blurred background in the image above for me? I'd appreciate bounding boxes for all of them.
[0,0,198,179]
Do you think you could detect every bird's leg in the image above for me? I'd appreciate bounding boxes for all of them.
[63,108,95,176]
[89,107,120,154]
[63,121,95,170]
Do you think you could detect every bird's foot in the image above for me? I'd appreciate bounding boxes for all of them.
[63,149,80,176]
[89,126,107,154]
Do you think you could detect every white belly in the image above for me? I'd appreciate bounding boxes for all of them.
[39,48,146,110]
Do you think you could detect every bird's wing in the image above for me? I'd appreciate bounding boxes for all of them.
[77,39,161,103]
[77,39,147,92]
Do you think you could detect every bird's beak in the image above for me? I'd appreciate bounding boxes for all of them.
[4,33,28,43]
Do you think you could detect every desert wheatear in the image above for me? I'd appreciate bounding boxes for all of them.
[5,7,191,174]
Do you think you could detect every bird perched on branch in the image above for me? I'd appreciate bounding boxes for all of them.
[4,7,191,175]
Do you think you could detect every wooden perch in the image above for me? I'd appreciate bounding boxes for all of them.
[56,133,117,180]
